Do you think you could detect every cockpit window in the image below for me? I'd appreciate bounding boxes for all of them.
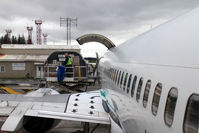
[152,83,162,116]
[184,94,199,133]
[131,76,137,97]
[164,87,178,127]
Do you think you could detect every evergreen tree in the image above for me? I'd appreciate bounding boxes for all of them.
[3,34,8,44]
[14,36,17,44]
[27,35,32,44]
[21,34,26,44]
[11,36,15,44]
[11,36,17,44]
[0,34,28,44]
[0,37,3,44]
[17,34,21,44]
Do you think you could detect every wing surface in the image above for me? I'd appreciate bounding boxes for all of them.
[0,89,110,132]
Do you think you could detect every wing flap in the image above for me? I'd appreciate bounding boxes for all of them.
[24,91,110,124]
[25,110,110,124]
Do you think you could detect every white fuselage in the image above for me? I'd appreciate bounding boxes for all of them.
[99,7,199,133]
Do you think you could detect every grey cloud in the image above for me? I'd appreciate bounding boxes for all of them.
[0,0,198,44]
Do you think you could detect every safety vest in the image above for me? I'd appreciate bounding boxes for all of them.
[66,57,72,66]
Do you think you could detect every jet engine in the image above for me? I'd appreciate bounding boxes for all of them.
[23,116,59,133]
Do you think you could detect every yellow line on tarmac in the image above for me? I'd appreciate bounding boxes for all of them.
[0,86,21,94]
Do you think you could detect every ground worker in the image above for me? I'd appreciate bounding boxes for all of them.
[62,53,72,77]
[57,63,65,83]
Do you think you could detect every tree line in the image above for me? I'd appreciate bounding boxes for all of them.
[0,34,32,44]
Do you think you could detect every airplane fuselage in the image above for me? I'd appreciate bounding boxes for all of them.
[98,7,199,133]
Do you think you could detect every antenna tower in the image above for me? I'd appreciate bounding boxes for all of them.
[27,26,33,44]
[5,29,12,44]
[35,20,42,45]
[60,17,77,45]
[43,33,48,45]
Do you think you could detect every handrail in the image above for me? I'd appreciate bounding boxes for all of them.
[44,65,88,81]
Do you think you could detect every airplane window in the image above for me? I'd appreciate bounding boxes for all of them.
[117,71,121,85]
[111,69,114,80]
[136,78,143,102]
[143,80,152,108]
[152,83,162,116]
[164,87,178,127]
[123,73,128,91]
[120,72,124,88]
[127,74,132,93]
[184,94,199,133]
[110,69,112,79]
[131,76,137,97]
[115,70,119,83]
[112,69,115,80]
[113,69,116,81]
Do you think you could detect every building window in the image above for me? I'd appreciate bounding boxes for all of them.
[164,87,178,127]
[131,76,137,97]
[120,72,124,88]
[143,80,152,108]
[136,78,143,102]
[38,66,41,71]
[127,74,132,94]
[52,60,57,64]
[117,71,121,85]
[184,94,199,133]
[0,66,5,72]
[152,83,162,116]
[12,63,25,71]
[123,73,128,91]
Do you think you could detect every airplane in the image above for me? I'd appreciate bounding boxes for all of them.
[0,7,198,133]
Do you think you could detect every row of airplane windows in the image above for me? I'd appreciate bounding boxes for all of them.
[103,67,199,133]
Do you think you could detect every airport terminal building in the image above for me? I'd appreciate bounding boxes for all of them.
[0,44,80,79]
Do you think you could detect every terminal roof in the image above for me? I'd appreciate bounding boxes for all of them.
[0,54,48,62]
[1,44,80,50]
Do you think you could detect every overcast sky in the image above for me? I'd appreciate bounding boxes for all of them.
[0,0,199,57]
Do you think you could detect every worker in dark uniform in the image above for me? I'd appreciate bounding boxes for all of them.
[62,53,72,77]
[57,64,65,82]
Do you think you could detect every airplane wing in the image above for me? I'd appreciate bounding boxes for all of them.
[0,88,110,132]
